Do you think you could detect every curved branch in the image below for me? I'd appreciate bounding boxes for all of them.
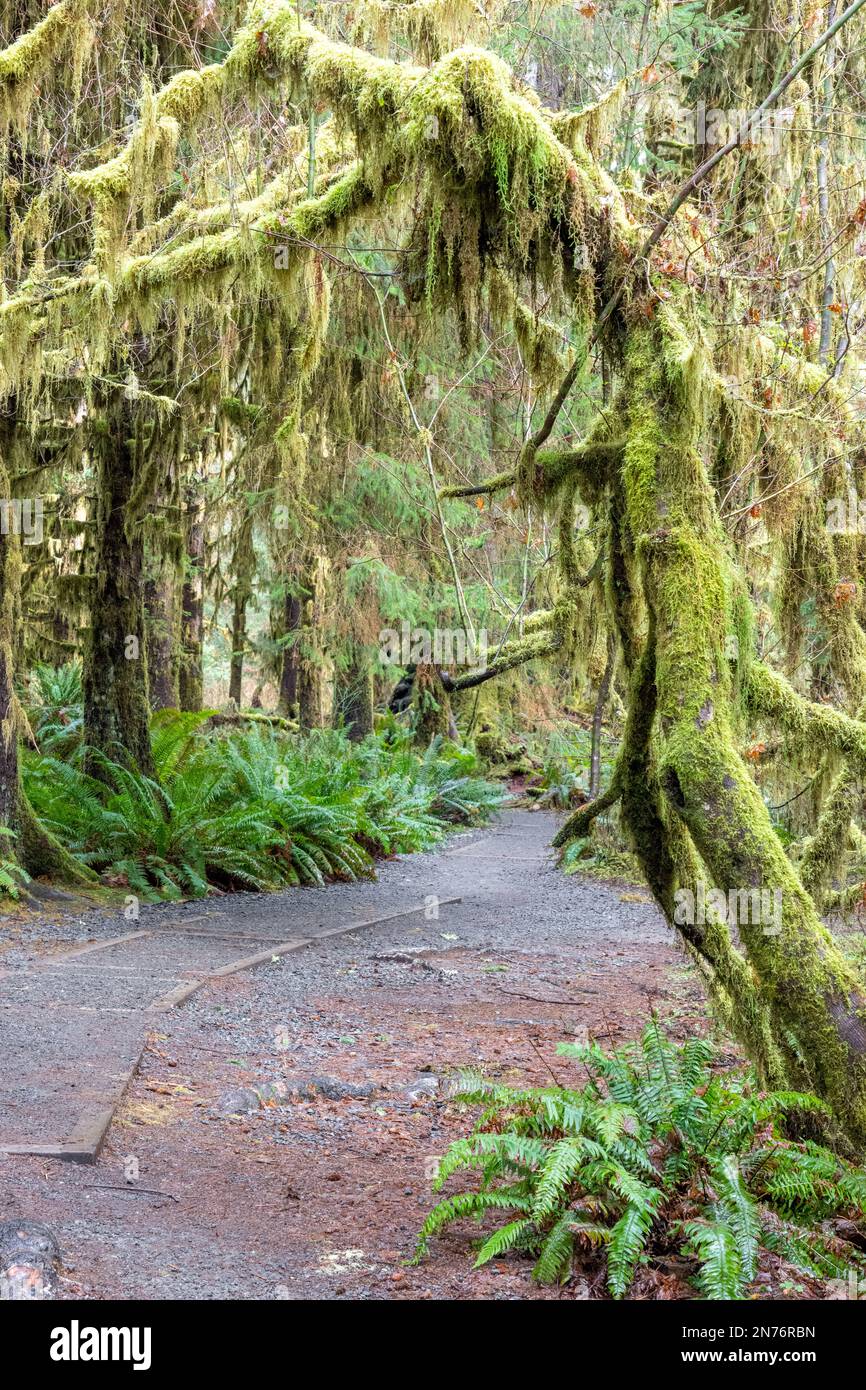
[450,629,563,692]
[438,469,516,500]
[744,661,866,772]
[552,778,621,847]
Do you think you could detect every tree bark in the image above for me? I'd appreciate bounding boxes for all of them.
[296,553,329,730]
[618,319,866,1148]
[82,400,155,779]
[589,637,615,798]
[179,489,204,713]
[0,416,92,882]
[228,512,254,706]
[144,569,179,709]
[275,587,302,717]
[411,662,454,744]
[337,644,374,741]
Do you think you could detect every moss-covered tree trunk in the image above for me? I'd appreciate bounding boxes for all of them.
[276,586,302,717]
[83,403,156,780]
[618,318,866,1148]
[296,552,328,730]
[144,569,179,709]
[179,488,204,713]
[411,662,454,744]
[0,419,91,882]
[337,643,373,741]
[228,512,254,706]
[0,438,19,841]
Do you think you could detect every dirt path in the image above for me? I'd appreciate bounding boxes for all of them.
[0,810,711,1300]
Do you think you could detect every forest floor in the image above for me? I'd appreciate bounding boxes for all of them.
[0,809,718,1300]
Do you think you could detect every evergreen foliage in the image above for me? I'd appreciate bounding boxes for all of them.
[19,712,504,899]
[417,1024,866,1298]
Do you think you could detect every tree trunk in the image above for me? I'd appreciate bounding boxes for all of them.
[619,319,866,1148]
[82,402,155,779]
[337,644,374,741]
[589,637,615,798]
[0,417,91,882]
[411,662,453,744]
[295,553,329,730]
[0,438,20,838]
[276,588,302,716]
[228,513,254,706]
[179,490,204,713]
[144,569,179,709]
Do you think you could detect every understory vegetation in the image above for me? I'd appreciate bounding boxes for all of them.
[12,665,503,900]
[418,1025,866,1299]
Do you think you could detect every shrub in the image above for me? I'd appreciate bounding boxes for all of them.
[24,661,83,756]
[21,715,505,898]
[416,1023,866,1298]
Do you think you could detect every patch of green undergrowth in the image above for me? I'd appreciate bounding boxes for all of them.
[416,1023,866,1299]
[22,712,504,900]
[0,829,30,900]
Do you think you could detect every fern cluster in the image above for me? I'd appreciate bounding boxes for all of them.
[0,829,31,901]
[416,1023,866,1299]
[21,710,504,900]
[24,662,84,757]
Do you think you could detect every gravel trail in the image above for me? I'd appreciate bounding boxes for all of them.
[0,810,709,1299]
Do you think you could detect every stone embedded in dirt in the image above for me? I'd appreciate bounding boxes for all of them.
[256,1080,290,1104]
[215,1087,261,1115]
[404,1075,440,1101]
[214,1079,290,1115]
[287,1075,376,1101]
[0,1220,60,1300]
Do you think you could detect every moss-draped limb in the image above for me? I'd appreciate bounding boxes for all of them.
[552,779,622,847]
[0,0,92,130]
[438,468,517,500]
[800,765,862,908]
[1,6,631,395]
[520,609,556,633]
[449,627,564,692]
[558,482,607,591]
[438,435,623,506]
[745,662,866,774]
[556,783,622,845]
[517,435,624,507]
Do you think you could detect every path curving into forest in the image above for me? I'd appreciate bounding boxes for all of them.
[0,811,710,1299]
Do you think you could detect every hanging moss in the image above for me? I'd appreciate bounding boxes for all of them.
[0,0,92,132]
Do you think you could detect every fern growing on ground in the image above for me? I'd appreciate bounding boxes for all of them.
[0,829,31,900]
[25,751,281,899]
[21,714,505,898]
[24,661,83,756]
[416,1023,866,1299]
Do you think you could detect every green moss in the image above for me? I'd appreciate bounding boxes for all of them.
[0,0,91,130]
